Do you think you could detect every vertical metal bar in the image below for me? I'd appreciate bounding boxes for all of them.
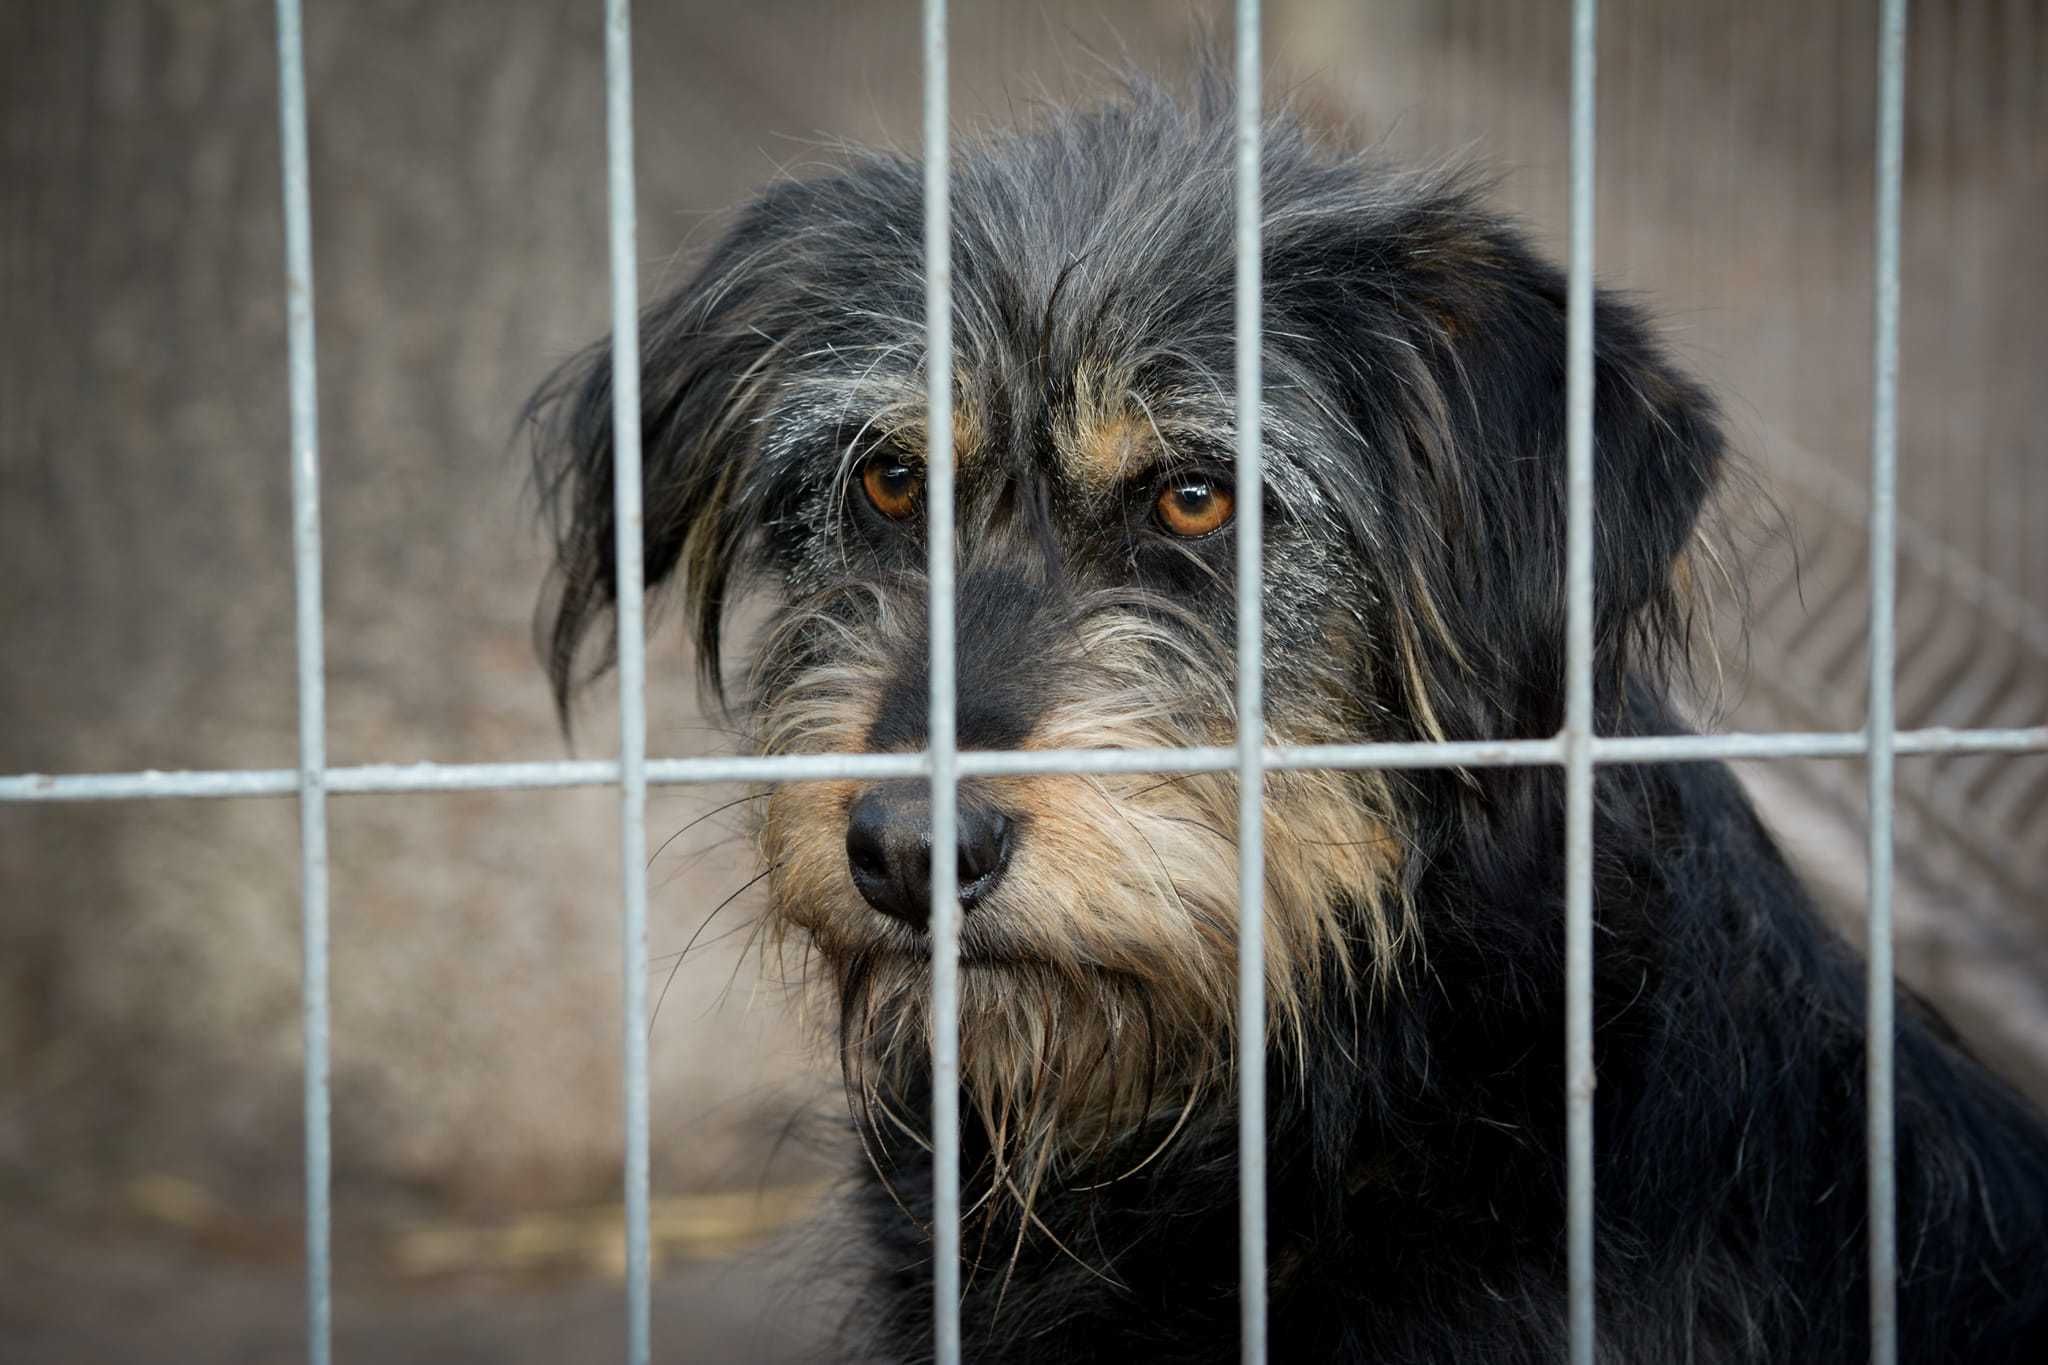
[1866,3,1908,1361]
[602,2,652,1361]
[1233,3,1268,1361]
[921,3,961,1362]
[273,5,330,1362]
[1563,3,1600,1364]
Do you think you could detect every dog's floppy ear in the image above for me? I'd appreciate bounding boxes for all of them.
[526,189,812,723]
[1281,193,1725,739]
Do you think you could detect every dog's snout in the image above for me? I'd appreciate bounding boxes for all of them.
[845,781,1013,929]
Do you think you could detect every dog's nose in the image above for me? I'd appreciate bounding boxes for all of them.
[845,781,1013,929]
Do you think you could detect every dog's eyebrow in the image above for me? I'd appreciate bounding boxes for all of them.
[1059,399,1253,500]
[1059,405,1161,492]
[829,385,987,475]
[1055,363,1246,493]
[1126,392,1176,477]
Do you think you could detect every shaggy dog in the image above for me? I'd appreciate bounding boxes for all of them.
[529,78,2048,1363]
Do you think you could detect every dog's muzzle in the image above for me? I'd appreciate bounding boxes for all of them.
[844,779,1015,929]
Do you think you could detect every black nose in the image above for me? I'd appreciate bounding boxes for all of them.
[845,781,1014,929]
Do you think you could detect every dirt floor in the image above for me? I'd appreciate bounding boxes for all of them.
[0,1201,834,1364]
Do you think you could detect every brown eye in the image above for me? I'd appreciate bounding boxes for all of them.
[860,457,921,521]
[1154,474,1235,538]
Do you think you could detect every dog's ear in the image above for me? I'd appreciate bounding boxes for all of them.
[526,190,812,723]
[1277,195,1725,739]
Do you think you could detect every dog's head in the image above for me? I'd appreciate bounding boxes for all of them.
[530,81,1724,1182]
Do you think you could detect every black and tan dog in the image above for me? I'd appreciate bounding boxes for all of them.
[529,78,2048,1363]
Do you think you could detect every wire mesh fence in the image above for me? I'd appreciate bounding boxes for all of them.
[3,2,2045,1363]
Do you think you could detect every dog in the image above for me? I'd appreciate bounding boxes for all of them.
[528,77,2048,1363]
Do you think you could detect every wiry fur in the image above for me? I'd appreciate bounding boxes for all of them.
[751,579,1405,1239]
[529,76,2048,1363]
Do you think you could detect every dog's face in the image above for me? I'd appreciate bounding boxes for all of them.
[532,84,1723,1176]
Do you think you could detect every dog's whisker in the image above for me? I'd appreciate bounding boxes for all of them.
[648,863,776,1036]
[646,789,771,869]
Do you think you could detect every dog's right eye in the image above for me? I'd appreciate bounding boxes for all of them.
[859,456,922,521]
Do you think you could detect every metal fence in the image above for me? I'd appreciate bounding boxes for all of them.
[3,0,2045,1362]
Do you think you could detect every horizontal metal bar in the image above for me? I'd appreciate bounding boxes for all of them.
[343,759,621,790]
[5,726,2045,805]
[964,738,1567,775]
[1595,726,2048,762]
[1270,738,1562,771]
[0,768,304,801]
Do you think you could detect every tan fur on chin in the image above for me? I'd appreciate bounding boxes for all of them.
[751,589,1412,1237]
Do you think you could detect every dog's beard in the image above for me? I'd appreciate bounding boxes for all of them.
[765,767,1251,1242]
[749,582,1411,1248]
[834,949,1220,1213]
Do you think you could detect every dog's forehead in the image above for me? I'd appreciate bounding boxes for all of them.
[770,129,1362,498]
[997,363,1202,494]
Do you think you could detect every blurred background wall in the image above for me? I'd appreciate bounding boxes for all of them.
[2,1,2041,1359]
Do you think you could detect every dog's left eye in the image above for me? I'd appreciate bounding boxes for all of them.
[859,456,922,521]
[1154,474,1235,538]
